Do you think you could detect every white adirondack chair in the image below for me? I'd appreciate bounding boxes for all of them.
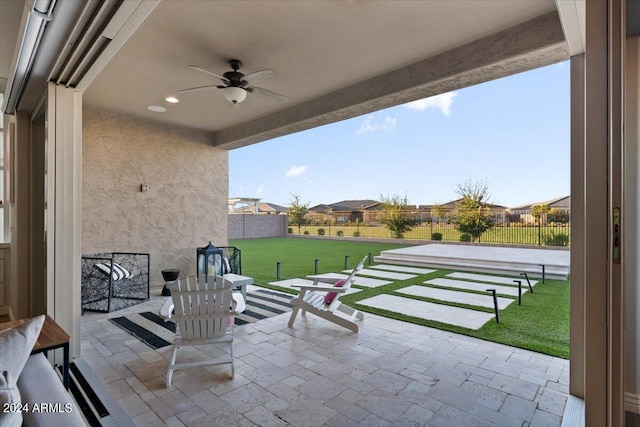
[288,256,367,332]
[165,275,245,387]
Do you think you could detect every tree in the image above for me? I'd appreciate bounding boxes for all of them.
[531,204,550,224]
[431,203,448,223]
[288,193,309,234]
[548,208,570,224]
[453,179,495,242]
[379,194,418,239]
[531,203,550,245]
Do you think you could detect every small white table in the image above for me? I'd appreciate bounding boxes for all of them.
[223,273,253,300]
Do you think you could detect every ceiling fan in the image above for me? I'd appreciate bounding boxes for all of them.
[178,59,288,104]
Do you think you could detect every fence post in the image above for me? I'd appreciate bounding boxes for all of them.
[276,262,281,280]
[344,255,349,270]
[314,259,319,274]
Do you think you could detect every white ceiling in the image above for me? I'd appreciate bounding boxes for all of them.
[83,0,561,147]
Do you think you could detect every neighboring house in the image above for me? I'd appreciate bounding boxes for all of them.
[307,200,381,223]
[434,198,508,219]
[232,202,289,215]
[510,195,571,224]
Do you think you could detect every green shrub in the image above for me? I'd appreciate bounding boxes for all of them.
[337,230,344,236]
[353,231,360,237]
[459,233,472,242]
[431,232,443,241]
[287,227,293,234]
[544,232,569,246]
[303,230,310,235]
[317,228,325,236]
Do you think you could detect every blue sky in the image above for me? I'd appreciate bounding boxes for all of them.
[229,61,570,209]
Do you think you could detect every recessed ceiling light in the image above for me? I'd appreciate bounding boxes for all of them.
[165,96,179,103]
[147,105,167,112]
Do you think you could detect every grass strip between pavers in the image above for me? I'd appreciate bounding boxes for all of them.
[231,238,569,359]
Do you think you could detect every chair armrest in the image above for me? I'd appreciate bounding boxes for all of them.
[304,275,344,285]
[291,285,348,293]
[232,292,246,314]
[159,297,174,320]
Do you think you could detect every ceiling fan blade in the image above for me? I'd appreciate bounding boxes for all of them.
[188,65,229,84]
[247,86,288,102]
[243,69,275,85]
[178,85,220,94]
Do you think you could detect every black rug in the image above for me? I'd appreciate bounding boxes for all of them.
[108,289,293,349]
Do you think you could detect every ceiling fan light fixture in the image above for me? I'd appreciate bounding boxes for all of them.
[222,87,247,104]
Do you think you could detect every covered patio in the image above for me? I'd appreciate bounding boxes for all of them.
[81,290,568,426]
[1,0,636,425]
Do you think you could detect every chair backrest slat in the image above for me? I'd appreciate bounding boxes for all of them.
[170,275,234,340]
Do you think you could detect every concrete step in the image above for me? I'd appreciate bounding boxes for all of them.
[374,250,569,281]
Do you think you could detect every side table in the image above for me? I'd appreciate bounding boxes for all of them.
[0,315,71,390]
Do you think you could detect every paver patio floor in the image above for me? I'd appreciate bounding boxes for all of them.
[80,289,569,426]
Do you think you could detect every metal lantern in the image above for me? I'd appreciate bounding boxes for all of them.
[196,242,223,279]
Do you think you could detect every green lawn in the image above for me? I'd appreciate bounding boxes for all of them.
[230,237,570,358]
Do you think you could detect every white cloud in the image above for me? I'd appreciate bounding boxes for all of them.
[357,115,397,135]
[404,91,457,116]
[256,184,264,195]
[285,165,308,177]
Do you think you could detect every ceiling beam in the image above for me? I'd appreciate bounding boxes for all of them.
[214,11,568,150]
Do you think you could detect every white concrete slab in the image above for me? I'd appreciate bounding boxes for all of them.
[447,272,539,286]
[269,278,361,295]
[358,294,495,330]
[370,264,436,275]
[342,268,416,281]
[305,273,391,288]
[426,278,526,297]
[380,244,569,266]
[398,285,514,309]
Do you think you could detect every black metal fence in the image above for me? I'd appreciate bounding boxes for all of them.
[291,218,570,247]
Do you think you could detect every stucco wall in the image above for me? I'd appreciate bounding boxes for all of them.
[82,106,228,287]
[228,214,288,239]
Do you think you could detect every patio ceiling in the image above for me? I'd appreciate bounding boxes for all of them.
[1,1,573,149]
[81,0,568,150]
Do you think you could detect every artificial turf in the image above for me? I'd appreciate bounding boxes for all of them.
[230,237,570,358]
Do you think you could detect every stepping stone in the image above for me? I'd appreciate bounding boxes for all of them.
[448,272,539,287]
[397,285,514,309]
[306,273,390,288]
[268,278,361,295]
[342,268,416,281]
[370,264,436,275]
[426,278,527,297]
[358,294,494,330]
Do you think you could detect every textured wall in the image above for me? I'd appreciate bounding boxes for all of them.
[228,215,288,239]
[82,106,228,287]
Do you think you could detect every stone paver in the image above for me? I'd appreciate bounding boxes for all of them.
[357,294,495,330]
[342,268,416,281]
[397,285,515,309]
[427,277,528,297]
[370,264,436,274]
[448,272,539,286]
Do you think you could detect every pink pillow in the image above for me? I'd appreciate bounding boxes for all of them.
[324,279,346,305]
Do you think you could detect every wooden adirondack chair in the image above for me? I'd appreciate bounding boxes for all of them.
[165,275,244,387]
[288,256,367,332]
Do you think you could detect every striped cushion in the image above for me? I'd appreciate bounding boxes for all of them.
[96,262,133,281]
